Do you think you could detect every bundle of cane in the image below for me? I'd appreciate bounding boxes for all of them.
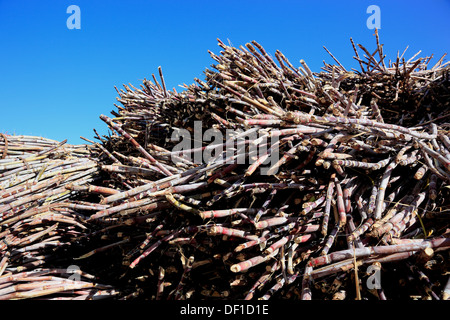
[0,135,116,299]
[73,31,449,300]
[1,32,447,300]
[0,267,117,300]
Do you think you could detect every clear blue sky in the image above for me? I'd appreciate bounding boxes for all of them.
[1,0,449,145]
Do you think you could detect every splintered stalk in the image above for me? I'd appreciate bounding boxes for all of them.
[255,189,277,222]
[173,255,194,300]
[129,229,183,269]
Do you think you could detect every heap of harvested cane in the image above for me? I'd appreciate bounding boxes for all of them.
[1,32,449,300]
[0,136,117,299]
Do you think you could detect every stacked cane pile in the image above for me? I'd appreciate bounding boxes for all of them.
[0,33,449,300]
[0,136,117,299]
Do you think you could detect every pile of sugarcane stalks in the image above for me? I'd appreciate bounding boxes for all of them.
[0,135,117,299]
[1,32,450,300]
